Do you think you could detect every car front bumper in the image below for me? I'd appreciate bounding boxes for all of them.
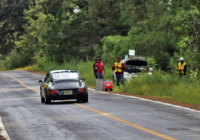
[124,72,152,80]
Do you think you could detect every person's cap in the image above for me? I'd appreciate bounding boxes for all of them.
[95,55,99,58]
[180,57,184,60]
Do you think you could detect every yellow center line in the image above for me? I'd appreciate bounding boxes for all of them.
[3,73,40,93]
[2,72,178,140]
[75,103,177,140]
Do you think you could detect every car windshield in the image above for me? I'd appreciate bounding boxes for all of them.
[52,71,79,80]
[126,60,148,66]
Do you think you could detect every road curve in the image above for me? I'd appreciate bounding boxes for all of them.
[0,70,200,140]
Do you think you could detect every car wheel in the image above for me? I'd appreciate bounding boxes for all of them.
[76,97,81,103]
[82,95,88,103]
[45,94,51,104]
[40,92,45,103]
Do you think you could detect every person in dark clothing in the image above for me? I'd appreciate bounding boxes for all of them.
[93,56,99,79]
[177,57,187,75]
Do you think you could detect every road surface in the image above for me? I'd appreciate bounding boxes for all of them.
[0,70,200,140]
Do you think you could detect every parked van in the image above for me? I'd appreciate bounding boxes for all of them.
[113,56,153,81]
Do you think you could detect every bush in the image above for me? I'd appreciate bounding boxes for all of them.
[3,49,20,69]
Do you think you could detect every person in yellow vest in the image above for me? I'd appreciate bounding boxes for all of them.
[177,57,187,75]
[112,57,125,87]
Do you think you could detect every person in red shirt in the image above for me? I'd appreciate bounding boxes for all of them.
[95,58,106,79]
[112,57,125,87]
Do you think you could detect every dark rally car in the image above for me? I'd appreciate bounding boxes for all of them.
[39,70,88,104]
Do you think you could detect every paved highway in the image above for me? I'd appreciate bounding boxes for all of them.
[0,70,200,140]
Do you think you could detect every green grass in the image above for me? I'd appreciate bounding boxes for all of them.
[20,60,200,105]
[114,71,200,105]
[27,60,113,87]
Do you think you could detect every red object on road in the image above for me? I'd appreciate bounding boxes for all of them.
[104,80,113,91]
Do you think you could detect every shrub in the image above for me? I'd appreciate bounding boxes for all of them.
[4,49,20,69]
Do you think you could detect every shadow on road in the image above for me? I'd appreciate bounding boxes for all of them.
[49,100,76,105]
[46,100,88,105]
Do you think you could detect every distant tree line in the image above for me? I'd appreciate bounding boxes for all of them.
[0,0,200,72]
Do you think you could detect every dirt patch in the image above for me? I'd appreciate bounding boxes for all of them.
[27,70,200,111]
[26,70,46,76]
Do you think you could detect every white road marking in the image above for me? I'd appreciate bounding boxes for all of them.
[0,117,11,140]
[88,88,200,113]
[89,88,95,91]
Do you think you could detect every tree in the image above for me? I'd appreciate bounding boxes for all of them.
[0,0,35,55]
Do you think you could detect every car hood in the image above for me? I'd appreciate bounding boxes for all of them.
[54,80,80,89]
[124,58,149,73]
[124,58,149,68]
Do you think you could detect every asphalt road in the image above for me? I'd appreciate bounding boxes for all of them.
[0,70,200,140]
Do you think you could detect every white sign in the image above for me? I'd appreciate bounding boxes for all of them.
[129,50,135,56]
[73,8,80,13]
[125,55,128,60]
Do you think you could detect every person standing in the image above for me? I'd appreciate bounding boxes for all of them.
[96,58,106,79]
[177,57,187,75]
[112,57,125,87]
[93,56,99,79]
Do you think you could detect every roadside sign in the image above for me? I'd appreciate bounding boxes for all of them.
[125,55,128,60]
[129,50,135,56]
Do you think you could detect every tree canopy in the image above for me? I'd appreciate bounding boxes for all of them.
[0,0,200,71]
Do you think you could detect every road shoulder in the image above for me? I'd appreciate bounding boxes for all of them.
[0,117,10,140]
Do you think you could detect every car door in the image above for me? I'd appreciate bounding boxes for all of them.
[42,73,49,97]
[47,74,53,90]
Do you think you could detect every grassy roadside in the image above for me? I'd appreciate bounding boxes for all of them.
[15,60,200,106]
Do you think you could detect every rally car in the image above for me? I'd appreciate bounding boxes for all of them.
[39,70,88,104]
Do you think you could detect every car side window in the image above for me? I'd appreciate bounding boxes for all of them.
[78,72,81,79]
[44,73,49,82]
[48,74,53,83]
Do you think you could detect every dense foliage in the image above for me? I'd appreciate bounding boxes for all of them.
[0,0,200,72]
